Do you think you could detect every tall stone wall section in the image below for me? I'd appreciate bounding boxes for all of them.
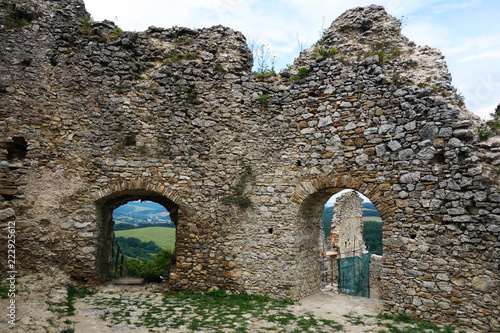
[0,1,498,331]
[330,190,366,258]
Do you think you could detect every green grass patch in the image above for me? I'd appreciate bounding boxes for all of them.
[376,314,467,333]
[115,226,176,250]
[74,289,464,333]
[0,285,9,299]
[66,286,96,316]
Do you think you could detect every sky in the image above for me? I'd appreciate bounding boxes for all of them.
[83,0,499,120]
[325,189,369,206]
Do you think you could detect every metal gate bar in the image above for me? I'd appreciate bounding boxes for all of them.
[337,252,370,298]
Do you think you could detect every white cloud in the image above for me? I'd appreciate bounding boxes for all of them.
[459,50,500,63]
[472,103,498,120]
[431,0,480,14]
[454,67,500,117]
[402,21,451,48]
[444,33,500,54]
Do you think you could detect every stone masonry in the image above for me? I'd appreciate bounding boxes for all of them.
[0,1,498,331]
[330,190,366,258]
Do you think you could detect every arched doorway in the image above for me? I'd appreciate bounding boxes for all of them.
[112,200,176,280]
[293,176,393,299]
[321,189,383,298]
[94,189,180,283]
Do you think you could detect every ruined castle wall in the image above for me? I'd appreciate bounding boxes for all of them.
[331,190,366,258]
[0,1,498,331]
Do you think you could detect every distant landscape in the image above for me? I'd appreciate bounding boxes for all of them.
[113,200,173,225]
[113,201,175,264]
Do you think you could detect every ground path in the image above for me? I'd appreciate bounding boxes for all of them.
[1,272,477,332]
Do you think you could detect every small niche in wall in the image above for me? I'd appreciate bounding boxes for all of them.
[124,134,136,146]
[6,136,27,160]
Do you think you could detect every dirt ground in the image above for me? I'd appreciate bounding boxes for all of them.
[0,271,476,333]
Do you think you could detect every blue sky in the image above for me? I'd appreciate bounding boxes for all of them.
[83,0,499,119]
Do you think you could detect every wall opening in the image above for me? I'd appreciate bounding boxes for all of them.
[296,187,383,299]
[94,189,179,283]
[112,200,176,282]
[6,136,27,160]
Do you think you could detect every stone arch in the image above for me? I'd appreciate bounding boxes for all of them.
[291,174,395,298]
[93,179,185,283]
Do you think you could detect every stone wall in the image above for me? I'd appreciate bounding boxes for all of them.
[330,190,366,258]
[0,1,498,331]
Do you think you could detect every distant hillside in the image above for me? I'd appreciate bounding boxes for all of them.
[362,202,381,218]
[113,200,172,226]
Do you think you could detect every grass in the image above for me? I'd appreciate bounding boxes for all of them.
[478,129,492,141]
[363,216,383,223]
[79,289,468,333]
[376,314,467,333]
[90,290,344,332]
[66,286,96,316]
[343,314,365,325]
[115,227,176,250]
[0,285,9,299]
[4,4,28,28]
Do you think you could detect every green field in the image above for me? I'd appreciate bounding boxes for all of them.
[115,227,176,250]
[363,216,382,223]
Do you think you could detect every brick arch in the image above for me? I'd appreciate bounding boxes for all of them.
[291,173,395,298]
[292,173,396,222]
[93,179,188,283]
[92,178,184,206]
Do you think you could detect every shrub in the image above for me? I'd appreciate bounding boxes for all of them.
[488,104,500,129]
[79,15,93,35]
[165,49,182,62]
[257,93,269,109]
[478,129,492,141]
[316,46,338,58]
[108,27,122,40]
[187,88,197,101]
[127,248,174,278]
[290,67,309,81]
[183,52,196,60]
[224,164,254,208]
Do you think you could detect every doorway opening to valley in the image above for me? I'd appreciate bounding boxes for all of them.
[296,187,383,300]
[112,200,176,282]
[94,189,179,284]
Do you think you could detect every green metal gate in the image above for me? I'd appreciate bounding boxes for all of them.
[337,252,370,298]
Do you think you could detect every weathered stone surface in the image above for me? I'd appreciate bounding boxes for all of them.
[0,2,498,332]
[419,124,439,141]
[0,208,15,221]
[471,275,496,292]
